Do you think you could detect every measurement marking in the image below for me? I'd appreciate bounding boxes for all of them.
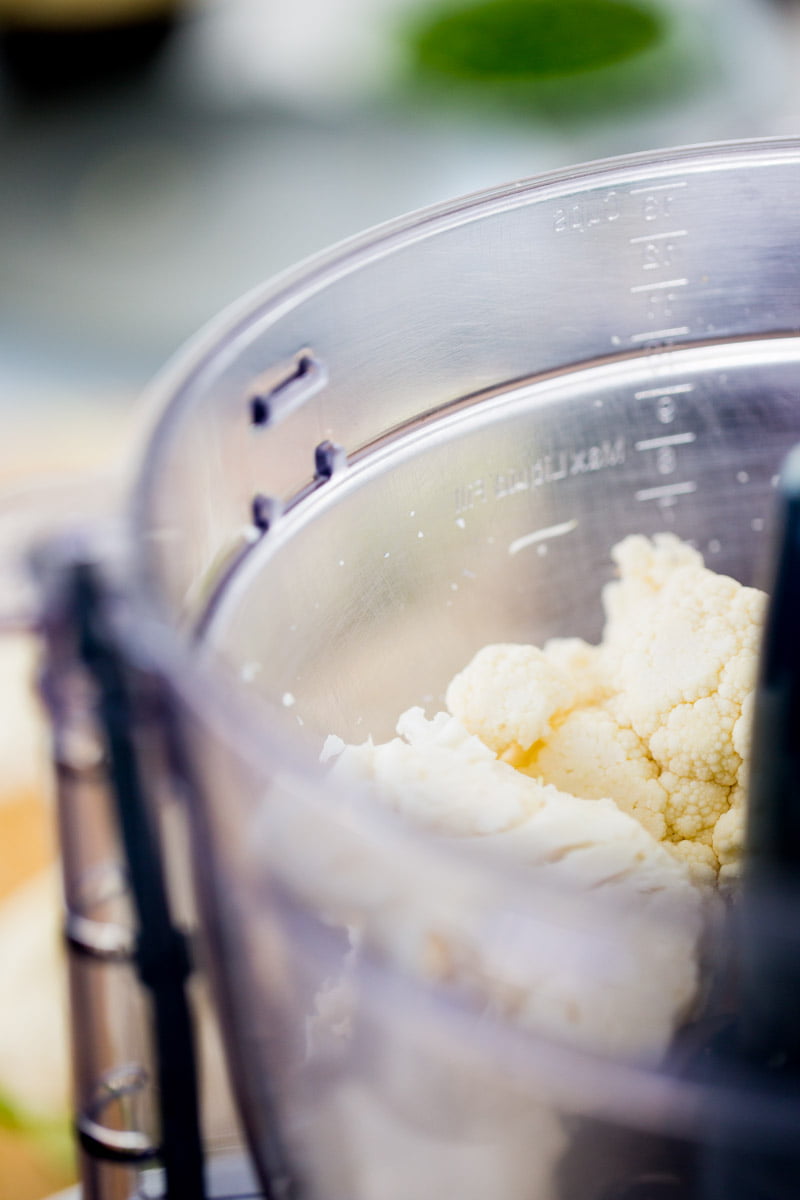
[630,278,689,293]
[630,326,690,343]
[629,181,688,195]
[509,519,579,557]
[635,432,696,452]
[636,481,697,502]
[629,229,688,244]
[634,383,694,400]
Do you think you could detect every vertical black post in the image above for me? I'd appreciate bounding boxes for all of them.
[703,445,800,1200]
[72,562,206,1200]
[740,448,800,1066]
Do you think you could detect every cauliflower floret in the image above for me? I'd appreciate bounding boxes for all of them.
[601,533,704,636]
[732,691,755,761]
[646,698,741,787]
[713,786,746,875]
[601,534,764,871]
[658,773,729,842]
[669,839,719,886]
[540,638,609,708]
[517,706,668,844]
[446,643,578,755]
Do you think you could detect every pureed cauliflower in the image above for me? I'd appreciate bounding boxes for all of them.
[325,534,765,1061]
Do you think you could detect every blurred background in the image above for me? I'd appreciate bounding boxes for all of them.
[1,0,800,1195]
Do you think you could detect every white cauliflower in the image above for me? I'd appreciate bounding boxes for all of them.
[602,534,762,875]
[444,644,579,755]
[448,534,763,881]
[514,706,668,843]
[309,535,755,1087]
[248,533,762,1200]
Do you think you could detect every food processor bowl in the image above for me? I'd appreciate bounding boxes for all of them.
[59,140,800,1200]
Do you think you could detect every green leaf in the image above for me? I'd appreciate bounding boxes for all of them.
[410,0,663,81]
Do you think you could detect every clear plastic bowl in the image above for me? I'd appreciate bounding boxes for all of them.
[124,139,800,1200]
